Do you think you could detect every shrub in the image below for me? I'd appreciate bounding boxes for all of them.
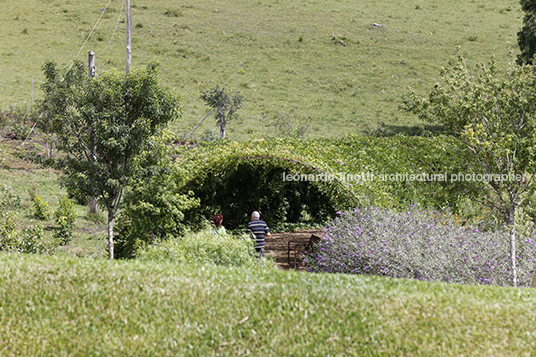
[306,207,536,287]
[136,228,268,268]
[18,225,48,254]
[0,212,49,254]
[33,195,51,220]
[2,105,34,140]
[0,184,21,211]
[54,196,77,245]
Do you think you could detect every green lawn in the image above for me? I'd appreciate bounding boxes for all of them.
[1,253,536,356]
[0,0,521,139]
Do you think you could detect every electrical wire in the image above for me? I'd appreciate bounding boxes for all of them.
[98,0,124,55]
[75,0,115,58]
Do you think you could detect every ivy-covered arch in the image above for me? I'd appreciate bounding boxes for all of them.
[175,136,470,230]
[180,155,357,230]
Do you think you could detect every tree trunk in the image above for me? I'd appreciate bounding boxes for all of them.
[150,228,155,247]
[107,210,114,259]
[509,202,517,287]
[89,196,97,214]
[218,109,225,138]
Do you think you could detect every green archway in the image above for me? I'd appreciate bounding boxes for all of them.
[175,136,469,230]
[181,155,357,230]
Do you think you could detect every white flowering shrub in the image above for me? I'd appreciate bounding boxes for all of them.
[306,207,536,287]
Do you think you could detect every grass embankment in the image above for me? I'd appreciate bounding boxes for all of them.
[1,253,536,356]
[0,0,521,138]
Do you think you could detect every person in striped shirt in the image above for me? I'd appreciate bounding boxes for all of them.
[246,211,271,258]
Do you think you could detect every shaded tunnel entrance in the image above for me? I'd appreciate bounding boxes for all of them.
[184,157,357,230]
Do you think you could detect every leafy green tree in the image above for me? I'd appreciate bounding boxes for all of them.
[403,52,536,286]
[517,0,536,65]
[200,86,243,138]
[39,60,180,259]
[114,131,199,259]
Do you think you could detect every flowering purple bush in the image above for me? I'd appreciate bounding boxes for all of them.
[306,207,536,287]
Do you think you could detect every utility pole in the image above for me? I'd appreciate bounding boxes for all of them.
[88,50,98,214]
[88,51,96,78]
[126,0,132,75]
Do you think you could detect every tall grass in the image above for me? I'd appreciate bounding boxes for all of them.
[136,228,269,268]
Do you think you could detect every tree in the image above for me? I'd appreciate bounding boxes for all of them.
[402,52,536,286]
[517,0,536,65]
[39,60,180,259]
[200,86,243,138]
[114,131,200,259]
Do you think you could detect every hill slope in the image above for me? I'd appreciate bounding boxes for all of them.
[0,0,521,139]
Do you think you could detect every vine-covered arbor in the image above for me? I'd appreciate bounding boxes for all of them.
[175,136,467,230]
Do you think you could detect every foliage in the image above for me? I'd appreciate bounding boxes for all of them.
[402,52,536,284]
[0,105,35,140]
[0,183,21,211]
[32,195,51,221]
[0,184,52,254]
[38,60,181,258]
[0,212,49,254]
[307,207,536,287]
[200,86,243,138]
[114,132,200,259]
[263,109,312,139]
[135,228,266,268]
[517,0,536,65]
[54,196,77,245]
[176,136,477,230]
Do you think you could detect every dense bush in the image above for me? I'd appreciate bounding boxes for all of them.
[177,136,482,231]
[0,184,21,210]
[306,207,536,287]
[54,196,77,245]
[32,195,51,220]
[136,228,269,268]
[0,212,50,254]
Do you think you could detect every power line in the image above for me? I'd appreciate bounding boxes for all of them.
[98,0,125,55]
[75,0,115,58]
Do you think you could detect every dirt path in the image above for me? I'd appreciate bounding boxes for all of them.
[264,229,324,270]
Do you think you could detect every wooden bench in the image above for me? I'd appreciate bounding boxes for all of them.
[287,234,322,268]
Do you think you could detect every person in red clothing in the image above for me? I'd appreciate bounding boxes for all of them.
[246,211,270,257]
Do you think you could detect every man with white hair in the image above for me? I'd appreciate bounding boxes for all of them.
[246,211,271,258]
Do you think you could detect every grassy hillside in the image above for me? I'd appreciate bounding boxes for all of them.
[0,0,521,139]
[0,139,106,258]
[2,253,536,356]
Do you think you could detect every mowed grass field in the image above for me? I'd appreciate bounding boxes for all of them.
[2,253,536,356]
[0,0,521,139]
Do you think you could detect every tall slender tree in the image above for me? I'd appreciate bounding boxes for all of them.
[200,87,243,138]
[403,53,536,286]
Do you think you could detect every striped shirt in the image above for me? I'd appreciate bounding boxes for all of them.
[246,220,270,248]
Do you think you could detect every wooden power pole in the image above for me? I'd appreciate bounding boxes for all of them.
[126,0,132,75]
[88,51,96,78]
[88,50,98,214]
